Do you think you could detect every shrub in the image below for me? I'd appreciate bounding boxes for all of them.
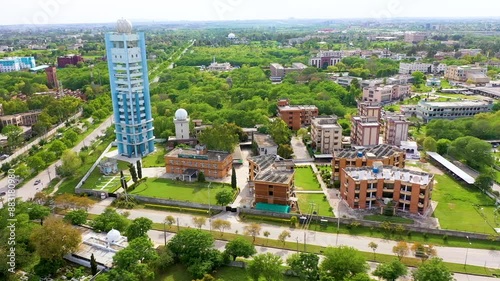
[423,232,428,240]
[442,234,448,242]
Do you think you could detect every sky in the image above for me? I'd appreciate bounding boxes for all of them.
[3,0,500,26]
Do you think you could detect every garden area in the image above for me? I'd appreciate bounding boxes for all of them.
[432,174,499,234]
[297,193,332,217]
[79,159,131,192]
[141,142,167,168]
[130,177,235,204]
[363,214,414,225]
[294,165,321,191]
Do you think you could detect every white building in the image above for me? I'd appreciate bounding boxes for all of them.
[416,100,493,123]
[383,115,409,146]
[311,116,343,154]
[174,108,190,140]
[399,63,446,75]
[253,133,278,155]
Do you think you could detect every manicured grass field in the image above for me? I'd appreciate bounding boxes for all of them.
[432,174,498,234]
[156,264,299,281]
[297,193,332,217]
[142,143,167,168]
[294,166,321,190]
[364,214,414,225]
[80,160,130,192]
[130,178,234,204]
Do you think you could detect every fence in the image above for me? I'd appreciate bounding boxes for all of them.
[75,143,112,190]
[131,195,225,211]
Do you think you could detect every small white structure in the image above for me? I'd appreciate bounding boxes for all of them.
[106,229,122,245]
[228,33,236,39]
[174,108,190,140]
[400,141,420,159]
[98,158,118,175]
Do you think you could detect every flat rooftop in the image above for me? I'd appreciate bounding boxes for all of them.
[248,154,295,184]
[420,100,491,107]
[344,166,432,185]
[166,147,231,162]
[255,170,294,184]
[278,105,318,111]
[253,133,277,148]
[334,144,403,159]
[426,152,475,184]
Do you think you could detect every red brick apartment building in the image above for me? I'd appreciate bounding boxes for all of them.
[277,99,318,130]
[342,164,433,215]
[248,154,296,207]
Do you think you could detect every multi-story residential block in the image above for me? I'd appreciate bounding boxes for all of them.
[415,100,493,123]
[206,58,234,71]
[0,110,42,127]
[362,85,393,103]
[0,57,36,72]
[165,144,233,180]
[404,32,426,43]
[332,144,406,181]
[444,65,490,84]
[277,99,318,130]
[248,154,295,207]
[309,50,342,68]
[311,116,343,154]
[336,76,362,87]
[458,49,482,57]
[357,102,382,120]
[57,54,84,68]
[270,63,307,82]
[105,19,155,157]
[399,62,446,75]
[351,116,380,146]
[383,115,409,146]
[253,133,278,156]
[391,85,410,100]
[341,164,433,215]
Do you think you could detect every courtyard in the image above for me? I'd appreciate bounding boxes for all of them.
[294,165,321,191]
[80,160,130,193]
[297,193,333,217]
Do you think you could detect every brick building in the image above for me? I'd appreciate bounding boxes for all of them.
[164,145,233,180]
[383,115,409,146]
[310,115,343,154]
[342,164,433,215]
[248,154,296,207]
[57,54,84,68]
[0,110,42,127]
[277,99,318,130]
[45,66,59,89]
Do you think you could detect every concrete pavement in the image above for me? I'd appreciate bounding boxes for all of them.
[88,199,500,270]
[291,136,312,160]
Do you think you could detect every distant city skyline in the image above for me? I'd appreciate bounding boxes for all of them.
[2,0,500,26]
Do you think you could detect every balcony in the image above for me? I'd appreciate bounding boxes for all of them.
[355,189,360,194]
[418,203,424,208]
[400,190,412,196]
[383,188,394,193]
[354,197,359,203]
[419,193,425,199]
[367,187,377,193]
[366,197,377,201]
[399,199,411,205]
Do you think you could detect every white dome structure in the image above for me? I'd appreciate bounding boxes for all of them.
[228,33,236,39]
[106,229,121,243]
[175,108,188,121]
[116,18,133,34]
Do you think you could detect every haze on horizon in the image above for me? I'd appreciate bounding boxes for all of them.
[2,0,500,26]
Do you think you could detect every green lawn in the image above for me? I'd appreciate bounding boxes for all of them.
[364,214,414,225]
[142,143,167,168]
[156,264,299,281]
[80,160,131,192]
[130,178,234,204]
[294,166,321,190]
[297,193,332,217]
[317,165,332,173]
[432,174,498,234]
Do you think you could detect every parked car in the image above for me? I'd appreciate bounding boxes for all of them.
[34,180,41,185]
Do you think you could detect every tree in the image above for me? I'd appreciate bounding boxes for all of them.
[411,243,437,261]
[423,137,437,152]
[26,156,46,173]
[192,216,207,229]
[231,166,237,189]
[297,128,308,139]
[212,219,231,236]
[368,242,378,260]
[30,216,82,260]
[287,252,319,281]
[90,253,98,276]
[278,144,294,159]
[436,139,452,155]
[151,245,174,272]
[448,136,494,170]
[136,160,143,179]
[412,258,453,281]
[91,208,130,232]
[412,71,426,85]
[111,236,159,281]
[27,203,51,225]
[58,150,82,176]
[244,223,262,243]
[263,230,271,245]
[49,139,67,157]
[198,171,206,182]
[278,230,291,248]
[475,171,494,191]
[126,217,153,241]
[224,237,256,261]
[2,125,23,151]
[165,215,175,229]
[64,128,79,145]
[248,253,283,281]
[392,241,409,261]
[198,123,239,152]
[215,189,234,206]
[269,119,292,145]
[128,163,138,183]
[319,246,368,281]
[64,209,88,225]
[290,216,298,227]
[120,170,128,191]
[373,259,407,281]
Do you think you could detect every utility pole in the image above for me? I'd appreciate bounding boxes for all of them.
[464,236,471,268]
[163,221,166,246]
[208,182,212,231]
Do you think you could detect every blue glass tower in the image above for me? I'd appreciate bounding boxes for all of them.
[105,19,155,157]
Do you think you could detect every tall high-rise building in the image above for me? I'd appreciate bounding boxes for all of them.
[105,19,155,157]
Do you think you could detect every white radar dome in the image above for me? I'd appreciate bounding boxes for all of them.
[175,108,188,120]
[116,18,133,33]
[106,229,121,243]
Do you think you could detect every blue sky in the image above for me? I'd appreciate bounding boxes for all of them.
[3,0,500,25]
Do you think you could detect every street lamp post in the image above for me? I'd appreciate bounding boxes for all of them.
[163,221,167,246]
[208,182,212,231]
[464,236,472,268]
[336,197,342,246]
[296,237,299,253]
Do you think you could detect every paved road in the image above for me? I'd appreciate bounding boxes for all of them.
[146,229,496,281]
[291,136,312,160]
[89,199,500,270]
[0,116,113,201]
[151,40,194,83]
